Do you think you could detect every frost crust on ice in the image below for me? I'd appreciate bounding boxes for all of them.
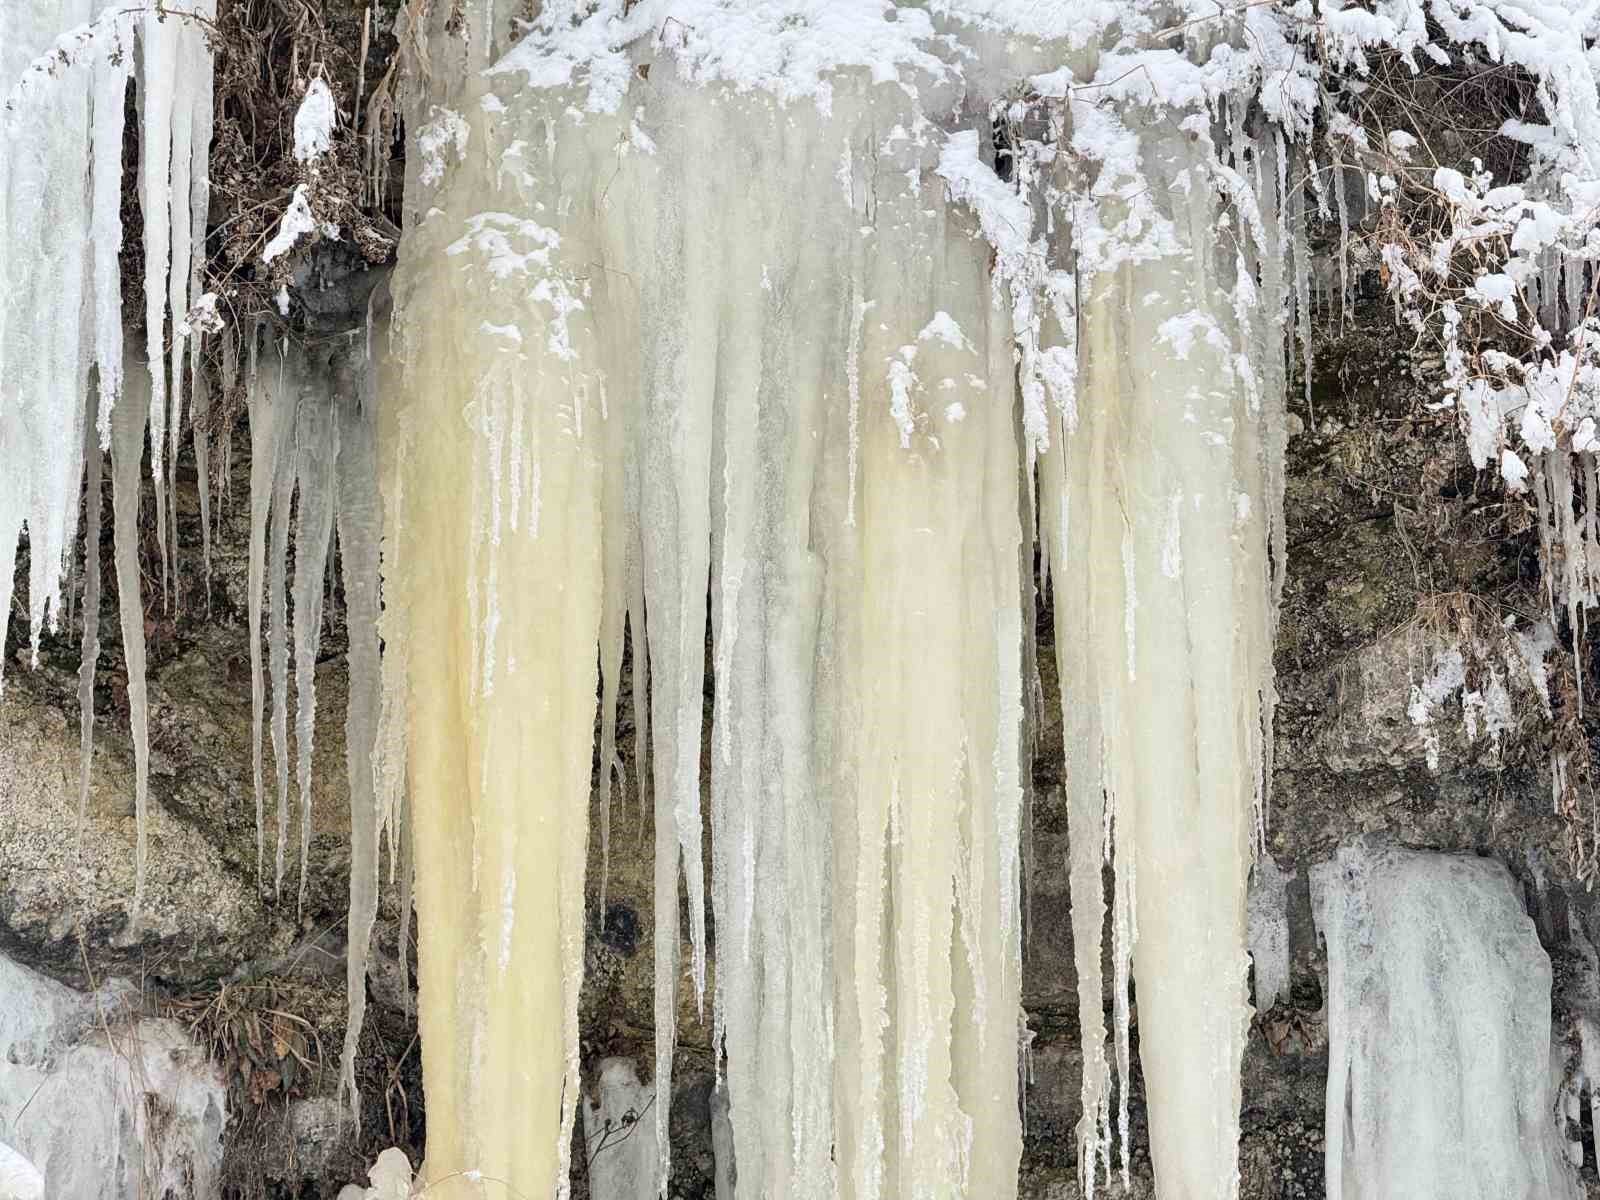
[1313,846,1579,1200]
[0,952,225,1200]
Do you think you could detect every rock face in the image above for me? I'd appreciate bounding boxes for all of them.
[0,951,225,1199]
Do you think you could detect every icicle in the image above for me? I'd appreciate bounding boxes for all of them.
[140,3,175,484]
[385,145,603,1195]
[386,10,1295,1198]
[336,367,382,1125]
[193,368,213,609]
[90,12,131,444]
[291,379,339,914]
[166,21,195,502]
[0,0,217,921]
[76,389,104,853]
[1039,82,1277,1200]
[596,360,632,920]
[5,19,94,668]
[1335,161,1352,332]
[245,327,280,883]
[111,349,152,924]
[1290,145,1315,420]
[269,346,299,899]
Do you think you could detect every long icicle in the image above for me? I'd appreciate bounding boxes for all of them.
[245,326,277,884]
[336,364,382,1124]
[111,348,152,923]
[76,389,105,855]
[291,372,339,914]
[269,341,299,899]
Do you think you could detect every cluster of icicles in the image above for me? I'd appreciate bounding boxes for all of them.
[3,6,1297,1200]
[1,0,217,921]
[0,0,389,1126]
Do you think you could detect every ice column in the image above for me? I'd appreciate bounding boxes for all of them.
[1038,98,1285,1200]
[387,35,1024,1200]
[383,102,605,1194]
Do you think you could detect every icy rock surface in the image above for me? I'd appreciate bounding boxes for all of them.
[0,952,224,1200]
[1312,846,1578,1200]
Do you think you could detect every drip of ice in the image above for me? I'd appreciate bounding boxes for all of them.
[1247,856,1291,1015]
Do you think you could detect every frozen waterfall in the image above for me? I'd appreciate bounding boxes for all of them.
[380,4,1293,1197]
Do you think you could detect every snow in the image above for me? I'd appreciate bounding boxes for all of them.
[1503,448,1531,491]
[488,0,951,116]
[262,184,317,264]
[293,77,336,162]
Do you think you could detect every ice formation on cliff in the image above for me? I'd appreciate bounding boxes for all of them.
[18,2,1591,1199]
[2,0,215,920]
[0,952,225,1200]
[378,2,1298,1197]
[1313,847,1577,1200]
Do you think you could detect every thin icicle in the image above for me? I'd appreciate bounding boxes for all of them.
[140,3,175,484]
[111,349,152,924]
[90,13,131,444]
[76,390,104,855]
[292,385,339,914]
[193,367,213,610]
[269,346,298,899]
[245,326,277,884]
[336,374,382,1126]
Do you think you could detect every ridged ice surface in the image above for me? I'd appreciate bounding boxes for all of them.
[383,5,1299,1197]
[1313,847,1578,1200]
